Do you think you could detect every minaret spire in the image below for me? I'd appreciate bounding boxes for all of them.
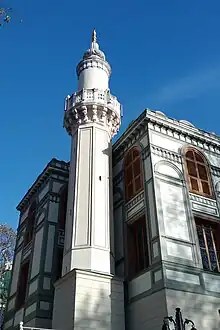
[92,28,97,43]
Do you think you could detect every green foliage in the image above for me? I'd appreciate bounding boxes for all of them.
[0,224,16,306]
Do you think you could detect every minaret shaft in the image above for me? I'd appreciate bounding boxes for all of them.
[62,123,113,275]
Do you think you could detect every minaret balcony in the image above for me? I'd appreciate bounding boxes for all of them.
[65,88,121,118]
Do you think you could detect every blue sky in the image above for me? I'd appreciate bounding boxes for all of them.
[1,0,220,229]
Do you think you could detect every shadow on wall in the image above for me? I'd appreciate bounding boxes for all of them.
[152,160,220,329]
[73,283,124,330]
[167,290,220,330]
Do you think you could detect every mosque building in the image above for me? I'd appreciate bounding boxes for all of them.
[3,31,220,330]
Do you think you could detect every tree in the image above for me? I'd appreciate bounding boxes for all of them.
[0,224,16,306]
[0,7,12,27]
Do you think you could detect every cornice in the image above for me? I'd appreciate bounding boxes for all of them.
[113,109,220,166]
[17,159,69,212]
[146,110,220,154]
[151,145,182,164]
[113,112,148,165]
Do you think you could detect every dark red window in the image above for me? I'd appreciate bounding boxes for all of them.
[127,216,149,278]
[185,149,212,197]
[124,148,143,201]
[24,201,36,246]
[16,260,30,309]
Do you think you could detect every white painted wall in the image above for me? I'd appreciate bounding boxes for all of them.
[127,289,167,330]
[63,125,113,274]
[159,181,190,241]
[128,271,151,299]
[78,67,108,90]
[53,270,125,330]
[167,289,220,330]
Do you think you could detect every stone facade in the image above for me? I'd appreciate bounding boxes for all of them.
[4,159,69,330]
[113,109,220,330]
[4,32,220,330]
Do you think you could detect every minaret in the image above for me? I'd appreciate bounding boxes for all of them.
[62,29,121,275]
[52,31,125,330]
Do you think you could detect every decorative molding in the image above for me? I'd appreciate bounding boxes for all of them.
[76,57,111,77]
[113,122,148,164]
[211,166,220,177]
[147,110,220,155]
[113,109,220,167]
[49,195,60,203]
[64,89,121,138]
[17,159,69,212]
[189,193,217,207]
[125,191,144,212]
[189,193,219,216]
[151,145,182,164]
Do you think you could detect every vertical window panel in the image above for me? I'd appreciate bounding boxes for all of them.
[124,147,143,201]
[16,261,30,310]
[24,201,36,246]
[127,216,149,278]
[185,149,212,197]
[195,218,220,273]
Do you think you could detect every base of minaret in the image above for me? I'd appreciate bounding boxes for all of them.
[52,269,125,330]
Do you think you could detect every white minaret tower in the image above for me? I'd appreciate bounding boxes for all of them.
[52,31,125,330]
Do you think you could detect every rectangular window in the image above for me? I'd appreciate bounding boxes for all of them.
[16,261,30,310]
[127,216,149,278]
[195,218,220,273]
[24,220,34,246]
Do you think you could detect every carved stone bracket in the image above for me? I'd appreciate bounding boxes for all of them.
[64,89,121,138]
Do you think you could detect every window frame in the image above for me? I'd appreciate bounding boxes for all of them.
[126,215,149,279]
[195,216,220,274]
[15,260,30,310]
[124,147,144,202]
[24,201,36,246]
[184,148,213,198]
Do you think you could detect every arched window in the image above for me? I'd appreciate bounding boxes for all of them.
[124,147,143,201]
[185,149,212,197]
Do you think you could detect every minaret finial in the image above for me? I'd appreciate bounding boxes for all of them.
[92,29,97,43]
